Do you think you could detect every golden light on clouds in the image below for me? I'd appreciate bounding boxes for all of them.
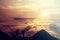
[0,0,60,38]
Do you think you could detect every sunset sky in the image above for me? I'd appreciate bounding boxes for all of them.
[0,0,60,39]
[0,0,60,17]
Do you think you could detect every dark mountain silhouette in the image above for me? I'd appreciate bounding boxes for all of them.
[0,30,59,40]
[30,30,59,40]
[0,31,13,40]
[18,30,59,40]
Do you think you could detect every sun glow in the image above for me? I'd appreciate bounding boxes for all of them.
[42,10,49,17]
[41,10,49,18]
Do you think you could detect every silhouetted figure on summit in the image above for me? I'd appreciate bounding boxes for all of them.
[20,26,32,37]
[12,30,20,40]
[16,30,19,36]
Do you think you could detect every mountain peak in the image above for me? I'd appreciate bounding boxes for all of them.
[31,29,59,40]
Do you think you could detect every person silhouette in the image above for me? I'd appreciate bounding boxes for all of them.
[16,30,19,36]
[12,30,19,40]
[20,25,31,37]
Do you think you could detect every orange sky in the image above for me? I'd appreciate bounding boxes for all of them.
[0,0,60,39]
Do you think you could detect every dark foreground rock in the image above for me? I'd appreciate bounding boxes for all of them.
[0,30,59,40]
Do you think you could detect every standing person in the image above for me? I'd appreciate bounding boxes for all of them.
[12,30,19,40]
